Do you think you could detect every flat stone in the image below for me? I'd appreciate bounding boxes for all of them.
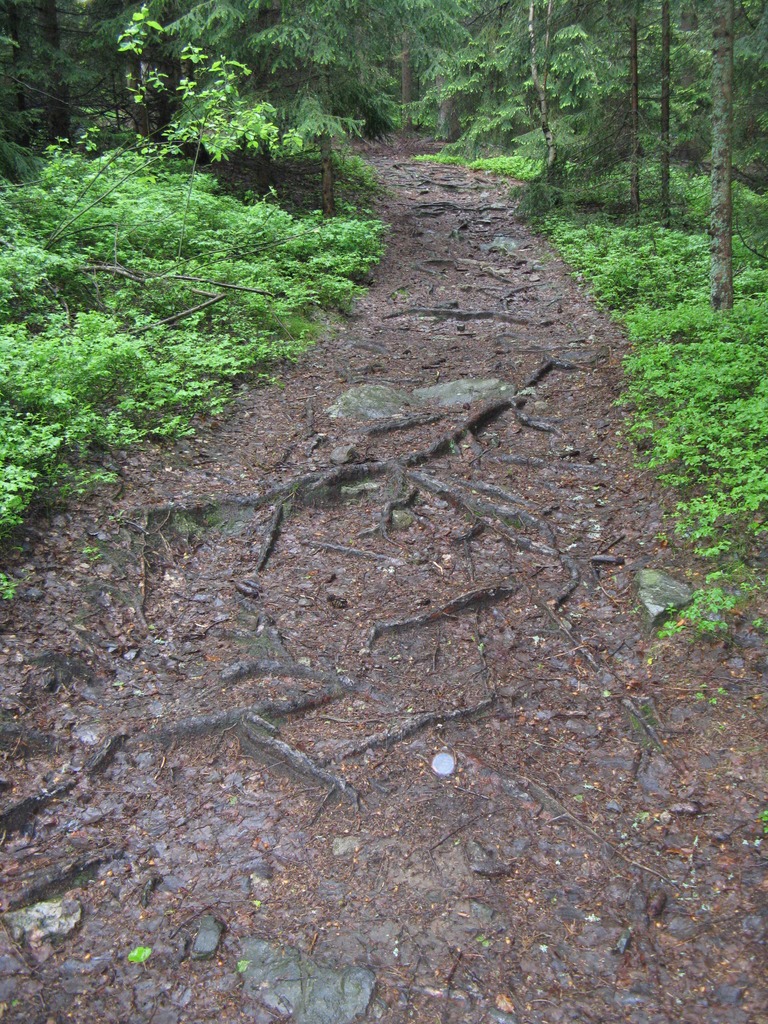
[241,938,375,1024]
[3,898,82,945]
[191,914,224,960]
[412,378,515,408]
[635,569,693,625]
[327,385,412,420]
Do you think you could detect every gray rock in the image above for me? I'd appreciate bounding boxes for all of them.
[332,836,362,857]
[412,378,515,408]
[329,445,359,466]
[635,569,693,625]
[390,509,415,530]
[327,385,413,420]
[241,939,375,1024]
[481,235,522,255]
[3,898,82,944]
[191,914,224,960]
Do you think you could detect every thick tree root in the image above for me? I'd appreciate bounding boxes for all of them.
[406,470,555,546]
[1,779,77,839]
[324,697,495,764]
[5,849,124,913]
[238,718,361,808]
[367,581,518,650]
[361,412,445,436]
[301,540,405,565]
[402,398,515,467]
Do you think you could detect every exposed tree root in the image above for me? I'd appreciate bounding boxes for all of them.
[402,398,515,467]
[324,697,495,764]
[1,779,77,838]
[513,409,561,434]
[254,503,285,572]
[367,581,518,650]
[361,412,445,436]
[521,357,584,389]
[4,849,124,913]
[384,306,534,326]
[238,717,361,808]
[406,470,555,546]
[301,540,405,565]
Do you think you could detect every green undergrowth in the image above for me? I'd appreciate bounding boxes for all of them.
[541,178,768,636]
[413,151,542,182]
[0,148,384,561]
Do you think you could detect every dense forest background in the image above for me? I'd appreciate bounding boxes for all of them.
[0,0,767,629]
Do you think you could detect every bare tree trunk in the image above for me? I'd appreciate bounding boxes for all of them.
[629,6,641,219]
[402,35,413,131]
[660,0,671,227]
[40,0,70,141]
[710,0,734,310]
[435,75,460,141]
[320,135,335,217]
[529,0,556,175]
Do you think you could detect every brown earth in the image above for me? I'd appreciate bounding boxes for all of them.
[1,143,767,1024]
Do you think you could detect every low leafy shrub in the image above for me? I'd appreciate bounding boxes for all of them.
[0,149,384,544]
[542,206,768,557]
[413,152,542,182]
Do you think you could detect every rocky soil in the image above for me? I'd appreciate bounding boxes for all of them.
[1,145,767,1024]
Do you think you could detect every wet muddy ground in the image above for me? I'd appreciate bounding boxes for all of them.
[1,146,767,1024]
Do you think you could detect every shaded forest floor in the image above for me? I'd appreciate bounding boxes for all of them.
[1,141,766,1024]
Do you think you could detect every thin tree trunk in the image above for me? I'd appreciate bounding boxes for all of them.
[320,135,335,217]
[529,0,556,174]
[710,0,734,310]
[402,35,413,131]
[629,6,641,219]
[660,0,671,227]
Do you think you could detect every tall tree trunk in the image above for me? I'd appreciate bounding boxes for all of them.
[320,135,335,217]
[40,0,70,141]
[629,6,641,218]
[710,0,734,311]
[529,0,556,175]
[660,0,671,227]
[401,35,413,131]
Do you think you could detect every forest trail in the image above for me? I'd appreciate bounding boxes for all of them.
[1,150,766,1024]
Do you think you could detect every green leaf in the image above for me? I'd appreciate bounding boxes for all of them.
[128,946,152,964]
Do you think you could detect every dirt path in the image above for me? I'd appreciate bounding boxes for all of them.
[1,150,766,1024]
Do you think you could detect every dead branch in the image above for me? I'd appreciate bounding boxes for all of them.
[324,697,495,763]
[238,718,360,808]
[367,581,518,650]
[254,503,285,572]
